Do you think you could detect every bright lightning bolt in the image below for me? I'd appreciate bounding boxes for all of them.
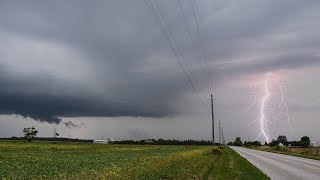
[246,72,292,143]
[271,79,292,137]
[260,73,271,143]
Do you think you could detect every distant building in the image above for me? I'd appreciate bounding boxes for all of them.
[144,139,154,144]
[93,138,115,144]
[278,143,284,147]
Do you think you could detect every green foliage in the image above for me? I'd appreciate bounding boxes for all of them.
[211,146,223,154]
[207,147,269,180]
[300,136,310,147]
[233,137,243,146]
[244,141,262,147]
[115,139,212,145]
[0,140,269,179]
[22,127,38,142]
[269,139,279,146]
[254,145,320,161]
[277,135,287,144]
[273,145,288,152]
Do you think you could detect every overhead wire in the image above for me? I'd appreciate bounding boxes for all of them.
[153,0,202,95]
[176,0,208,89]
[190,0,215,92]
[144,0,207,106]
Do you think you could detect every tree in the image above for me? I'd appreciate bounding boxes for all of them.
[269,139,279,146]
[53,127,59,141]
[252,141,261,146]
[300,136,310,147]
[277,135,287,144]
[233,137,243,146]
[23,127,38,142]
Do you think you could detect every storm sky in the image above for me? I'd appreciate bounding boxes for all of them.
[1,0,320,143]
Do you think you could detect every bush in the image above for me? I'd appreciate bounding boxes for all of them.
[233,137,243,146]
[274,145,288,152]
[211,147,223,155]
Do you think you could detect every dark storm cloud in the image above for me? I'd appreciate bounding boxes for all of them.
[0,65,180,123]
[1,0,320,123]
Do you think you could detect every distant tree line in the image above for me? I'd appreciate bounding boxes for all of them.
[227,135,311,147]
[3,137,215,146]
[114,139,215,146]
[1,126,215,145]
[0,126,90,143]
[1,137,93,143]
[268,135,310,147]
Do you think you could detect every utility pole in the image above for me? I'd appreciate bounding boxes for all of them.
[219,120,221,145]
[211,93,215,146]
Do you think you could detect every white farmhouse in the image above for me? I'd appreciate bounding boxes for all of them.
[93,138,115,144]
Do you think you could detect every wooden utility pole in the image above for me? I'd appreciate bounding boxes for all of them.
[211,93,215,146]
[219,120,221,145]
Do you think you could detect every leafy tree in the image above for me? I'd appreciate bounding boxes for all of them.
[253,141,261,146]
[300,136,310,147]
[264,141,268,146]
[23,127,38,142]
[290,141,299,146]
[269,139,279,146]
[227,142,233,146]
[53,127,59,141]
[233,137,243,146]
[244,141,262,147]
[277,135,287,144]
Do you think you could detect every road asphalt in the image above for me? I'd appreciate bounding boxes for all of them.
[230,146,320,180]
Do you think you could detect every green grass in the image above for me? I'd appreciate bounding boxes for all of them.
[0,140,269,179]
[249,146,320,161]
[265,150,320,161]
[264,149,320,161]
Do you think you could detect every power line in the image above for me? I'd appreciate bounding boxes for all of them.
[177,0,208,86]
[190,0,215,92]
[152,0,203,96]
[144,0,206,106]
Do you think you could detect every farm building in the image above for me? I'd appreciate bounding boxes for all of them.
[144,139,154,144]
[93,138,115,144]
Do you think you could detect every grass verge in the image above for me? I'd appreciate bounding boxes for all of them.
[249,146,320,161]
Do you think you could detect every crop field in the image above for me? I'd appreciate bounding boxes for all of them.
[0,140,268,179]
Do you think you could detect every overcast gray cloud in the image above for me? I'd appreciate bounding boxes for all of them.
[0,0,320,141]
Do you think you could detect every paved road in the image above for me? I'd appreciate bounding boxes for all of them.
[230,146,320,180]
